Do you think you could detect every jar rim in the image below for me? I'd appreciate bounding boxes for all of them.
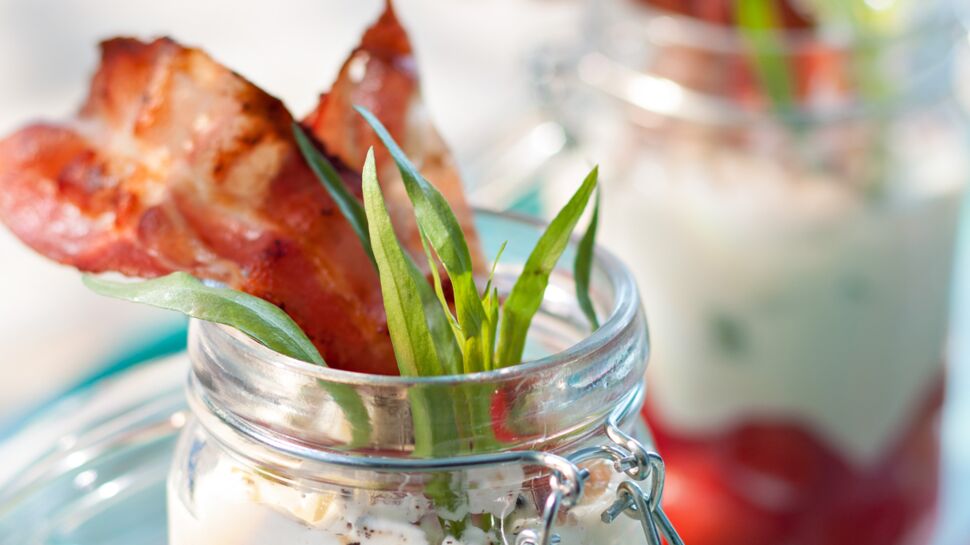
[574,1,966,126]
[189,377,646,471]
[205,208,642,386]
[631,2,965,54]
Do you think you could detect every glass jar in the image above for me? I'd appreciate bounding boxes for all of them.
[534,2,969,544]
[167,211,681,545]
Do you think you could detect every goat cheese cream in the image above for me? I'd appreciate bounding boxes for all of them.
[167,460,642,545]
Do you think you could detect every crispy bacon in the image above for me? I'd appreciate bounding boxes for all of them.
[0,7,476,375]
[304,3,481,266]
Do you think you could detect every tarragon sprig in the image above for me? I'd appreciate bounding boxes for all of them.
[83,272,324,365]
[82,272,374,446]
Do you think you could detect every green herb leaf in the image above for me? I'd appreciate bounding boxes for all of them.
[483,240,508,297]
[83,272,324,365]
[481,286,501,372]
[420,230,461,335]
[736,0,795,112]
[574,190,600,330]
[361,147,462,376]
[359,147,464,461]
[480,241,506,372]
[324,381,373,448]
[495,166,598,367]
[293,122,376,267]
[410,387,463,457]
[355,106,488,372]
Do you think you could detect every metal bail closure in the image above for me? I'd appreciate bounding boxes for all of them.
[598,388,685,545]
[514,386,685,545]
[602,481,662,545]
[600,459,684,545]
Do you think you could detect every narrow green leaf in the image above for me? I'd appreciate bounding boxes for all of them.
[495,166,599,367]
[86,271,373,446]
[324,381,373,448]
[480,242,506,372]
[293,122,376,267]
[736,0,795,112]
[420,229,460,335]
[355,107,488,364]
[83,272,324,365]
[410,389,462,457]
[361,148,462,376]
[574,191,601,330]
[483,240,508,297]
[481,286,500,372]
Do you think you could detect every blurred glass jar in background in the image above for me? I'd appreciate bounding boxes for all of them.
[535,1,969,544]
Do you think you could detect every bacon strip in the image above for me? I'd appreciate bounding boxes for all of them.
[304,3,481,267]
[0,7,476,375]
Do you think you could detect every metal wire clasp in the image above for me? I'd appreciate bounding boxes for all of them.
[515,386,684,545]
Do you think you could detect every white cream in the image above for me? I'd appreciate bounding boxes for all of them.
[168,459,643,545]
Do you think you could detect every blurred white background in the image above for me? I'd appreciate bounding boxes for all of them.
[0,0,580,424]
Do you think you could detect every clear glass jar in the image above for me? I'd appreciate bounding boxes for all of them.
[535,2,969,544]
[167,211,679,545]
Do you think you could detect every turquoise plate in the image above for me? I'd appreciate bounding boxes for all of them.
[0,355,187,545]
